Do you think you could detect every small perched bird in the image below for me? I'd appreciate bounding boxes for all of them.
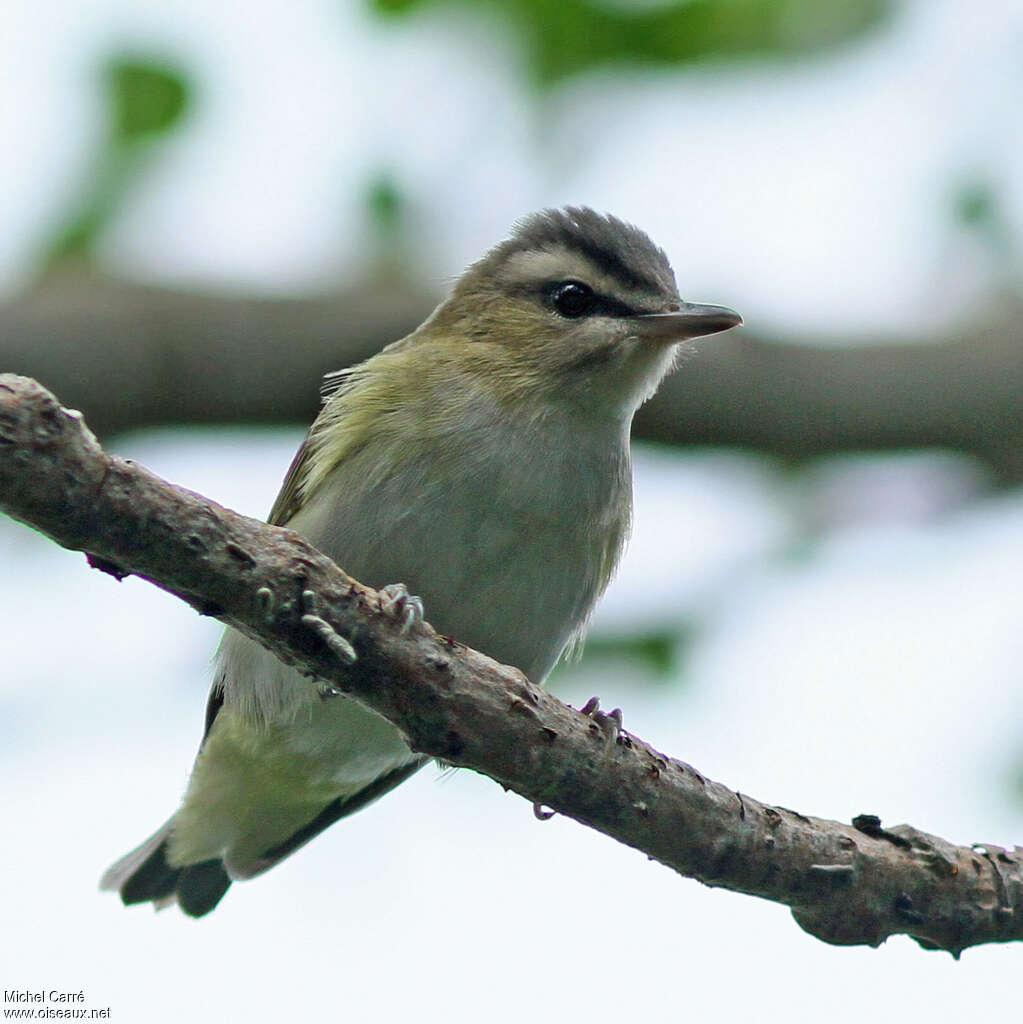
[101,207,741,915]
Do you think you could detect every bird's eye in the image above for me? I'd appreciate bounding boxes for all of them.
[552,281,595,319]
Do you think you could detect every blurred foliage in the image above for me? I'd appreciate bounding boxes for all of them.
[107,58,191,143]
[38,3,895,270]
[952,176,1016,269]
[367,173,404,237]
[364,171,411,271]
[369,0,892,86]
[556,627,688,681]
[956,179,998,230]
[42,56,192,268]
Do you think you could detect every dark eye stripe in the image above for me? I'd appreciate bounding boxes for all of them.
[590,294,639,318]
[504,281,644,319]
[544,283,638,319]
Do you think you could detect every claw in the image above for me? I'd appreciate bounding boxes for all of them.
[598,707,623,746]
[301,589,357,665]
[378,582,424,633]
[255,586,275,623]
[577,697,623,748]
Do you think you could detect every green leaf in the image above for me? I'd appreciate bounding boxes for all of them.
[366,173,404,236]
[951,177,1015,265]
[569,627,688,678]
[105,56,191,145]
[367,0,892,87]
[372,0,420,12]
[39,55,194,269]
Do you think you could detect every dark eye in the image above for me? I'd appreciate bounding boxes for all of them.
[552,281,595,318]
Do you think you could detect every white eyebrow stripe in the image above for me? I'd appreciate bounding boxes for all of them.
[497,246,659,309]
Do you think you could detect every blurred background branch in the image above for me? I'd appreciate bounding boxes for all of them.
[6,272,1023,481]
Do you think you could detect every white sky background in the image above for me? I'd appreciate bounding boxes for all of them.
[2,0,1023,1021]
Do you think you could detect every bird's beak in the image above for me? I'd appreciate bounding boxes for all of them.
[633,302,743,342]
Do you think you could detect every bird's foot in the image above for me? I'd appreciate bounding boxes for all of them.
[533,700,625,822]
[378,583,424,633]
[577,696,623,747]
[300,589,357,665]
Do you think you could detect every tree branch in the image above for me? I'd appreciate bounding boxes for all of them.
[1,372,1020,954]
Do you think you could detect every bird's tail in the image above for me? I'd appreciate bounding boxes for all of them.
[100,819,231,918]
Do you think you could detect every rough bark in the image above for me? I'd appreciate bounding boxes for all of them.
[1,372,1020,955]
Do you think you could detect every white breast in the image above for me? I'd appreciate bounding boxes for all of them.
[290,403,631,687]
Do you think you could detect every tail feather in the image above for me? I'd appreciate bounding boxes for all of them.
[102,759,428,916]
[100,821,231,918]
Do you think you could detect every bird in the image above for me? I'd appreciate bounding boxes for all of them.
[100,206,741,915]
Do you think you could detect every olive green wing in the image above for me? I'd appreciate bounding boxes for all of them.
[267,366,364,527]
[266,431,314,526]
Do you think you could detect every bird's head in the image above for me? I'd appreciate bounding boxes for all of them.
[421,207,741,420]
